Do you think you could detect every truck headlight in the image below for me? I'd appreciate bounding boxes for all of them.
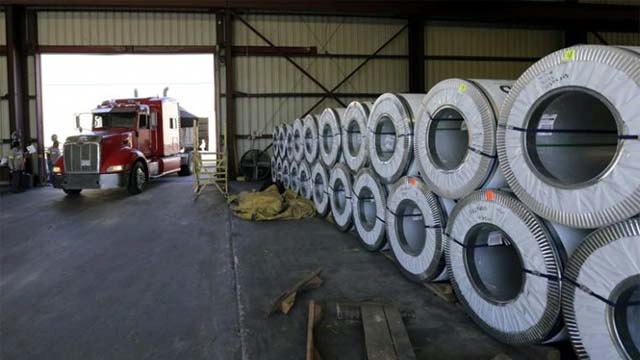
[52,166,62,174]
[106,165,124,173]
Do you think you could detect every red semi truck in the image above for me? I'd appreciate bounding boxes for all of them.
[52,96,193,195]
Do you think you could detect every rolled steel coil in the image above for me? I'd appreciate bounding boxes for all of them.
[497,45,640,228]
[278,124,287,159]
[292,118,305,163]
[271,156,277,183]
[311,162,330,216]
[342,101,373,172]
[415,79,512,199]
[368,93,425,184]
[303,114,319,164]
[352,168,388,251]
[298,160,313,200]
[282,160,291,189]
[329,163,354,232]
[562,218,640,359]
[445,189,589,345]
[272,125,280,158]
[318,108,345,168]
[290,161,300,193]
[275,157,283,183]
[285,124,294,161]
[386,176,448,282]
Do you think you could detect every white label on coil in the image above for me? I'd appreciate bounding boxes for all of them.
[487,231,504,246]
[411,208,422,221]
[538,113,557,136]
[460,121,468,131]
[81,159,91,166]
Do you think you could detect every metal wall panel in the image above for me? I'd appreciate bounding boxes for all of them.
[588,31,640,46]
[37,11,217,46]
[426,60,532,89]
[0,56,9,158]
[232,14,408,156]
[0,12,5,46]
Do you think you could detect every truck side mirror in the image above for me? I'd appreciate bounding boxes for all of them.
[75,115,83,132]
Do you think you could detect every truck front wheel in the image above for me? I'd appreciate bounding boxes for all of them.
[128,162,147,195]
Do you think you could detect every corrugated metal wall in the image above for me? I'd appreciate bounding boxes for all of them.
[587,32,640,46]
[231,14,408,158]
[424,24,564,88]
[0,11,8,158]
[37,11,217,46]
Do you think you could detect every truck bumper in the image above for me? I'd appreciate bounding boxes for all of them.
[53,172,129,190]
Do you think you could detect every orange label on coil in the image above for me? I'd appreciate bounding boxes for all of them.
[486,190,495,201]
[409,177,417,186]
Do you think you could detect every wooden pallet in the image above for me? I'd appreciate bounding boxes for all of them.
[380,249,457,303]
[307,301,416,360]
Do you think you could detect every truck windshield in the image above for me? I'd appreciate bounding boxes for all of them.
[93,113,136,129]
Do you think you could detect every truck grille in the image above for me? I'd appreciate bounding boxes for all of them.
[64,142,100,173]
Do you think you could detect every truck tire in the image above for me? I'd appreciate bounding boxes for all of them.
[128,161,147,195]
[178,153,194,176]
[63,189,82,196]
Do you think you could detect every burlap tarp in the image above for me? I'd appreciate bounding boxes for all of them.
[227,185,316,221]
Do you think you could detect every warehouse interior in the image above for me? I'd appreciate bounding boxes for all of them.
[1,1,640,359]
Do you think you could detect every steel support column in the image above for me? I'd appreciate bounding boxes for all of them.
[5,5,28,147]
[223,10,237,178]
[408,16,425,93]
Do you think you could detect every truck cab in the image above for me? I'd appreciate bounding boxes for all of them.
[52,97,192,195]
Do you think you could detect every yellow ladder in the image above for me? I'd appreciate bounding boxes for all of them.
[193,121,228,199]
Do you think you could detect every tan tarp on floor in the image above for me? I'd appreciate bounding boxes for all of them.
[227,185,316,221]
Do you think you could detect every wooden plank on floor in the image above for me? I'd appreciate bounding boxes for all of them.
[306,301,317,360]
[383,306,416,360]
[361,305,396,360]
[423,282,457,303]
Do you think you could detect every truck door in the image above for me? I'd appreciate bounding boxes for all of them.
[138,114,153,155]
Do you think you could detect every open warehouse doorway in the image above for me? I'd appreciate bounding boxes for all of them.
[41,54,216,159]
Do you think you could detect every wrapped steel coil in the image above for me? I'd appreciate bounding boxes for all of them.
[415,79,511,199]
[445,189,589,345]
[311,162,330,216]
[298,161,313,200]
[278,124,287,159]
[318,108,345,168]
[282,160,291,189]
[271,157,277,183]
[329,163,354,232]
[292,118,305,163]
[303,114,319,164]
[352,168,388,251]
[386,176,448,282]
[562,218,640,359]
[290,161,300,193]
[497,45,640,228]
[368,93,425,184]
[342,101,373,172]
[285,124,294,161]
[275,157,283,183]
[272,125,280,158]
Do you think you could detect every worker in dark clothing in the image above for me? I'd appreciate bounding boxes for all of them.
[47,134,61,184]
[8,139,25,192]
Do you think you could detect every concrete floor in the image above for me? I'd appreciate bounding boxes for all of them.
[1,176,568,359]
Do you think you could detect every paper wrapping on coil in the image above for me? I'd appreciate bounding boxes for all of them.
[342,101,373,172]
[352,168,388,251]
[562,218,640,359]
[386,176,447,282]
[282,160,291,189]
[285,124,294,161]
[271,157,277,183]
[278,124,287,159]
[329,163,354,232]
[311,162,330,216]
[368,93,425,184]
[445,190,576,344]
[497,45,640,228]
[303,114,319,164]
[290,161,300,193]
[272,125,280,158]
[275,157,283,183]
[292,118,305,163]
[298,161,313,200]
[415,79,511,199]
[318,108,345,167]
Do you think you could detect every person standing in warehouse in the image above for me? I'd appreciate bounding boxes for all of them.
[47,134,61,184]
[8,139,25,192]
